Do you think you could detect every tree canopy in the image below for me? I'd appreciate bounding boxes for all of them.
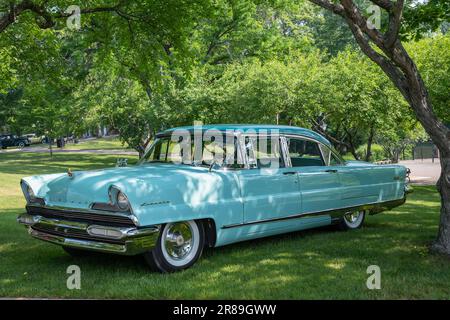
[0,0,448,156]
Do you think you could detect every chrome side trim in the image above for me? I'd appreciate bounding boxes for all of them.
[221,197,406,229]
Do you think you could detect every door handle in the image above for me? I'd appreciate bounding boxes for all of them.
[283,171,297,175]
[325,169,338,173]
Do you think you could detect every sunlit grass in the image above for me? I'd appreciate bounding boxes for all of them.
[63,137,131,151]
[19,137,131,152]
[0,152,448,299]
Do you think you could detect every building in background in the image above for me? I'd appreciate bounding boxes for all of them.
[413,124,450,162]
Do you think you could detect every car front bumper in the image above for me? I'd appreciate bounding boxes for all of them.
[17,213,160,255]
[405,184,414,194]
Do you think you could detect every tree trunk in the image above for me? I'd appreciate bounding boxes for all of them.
[396,52,450,255]
[344,128,359,160]
[136,135,153,159]
[432,156,450,254]
[49,138,53,158]
[399,65,450,255]
[138,148,145,159]
[306,0,450,254]
[365,126,375,162]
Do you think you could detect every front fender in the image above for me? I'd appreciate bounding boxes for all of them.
[122,170,243,230]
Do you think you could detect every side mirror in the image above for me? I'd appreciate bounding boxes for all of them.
[116,158,128,167]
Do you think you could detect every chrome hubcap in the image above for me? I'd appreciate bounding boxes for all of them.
[345,212,360,223]
[163,222,194,261]
[344,210,364,227]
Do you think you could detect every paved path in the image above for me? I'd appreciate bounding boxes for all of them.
[399,159,441,185]
[0,146,138,156]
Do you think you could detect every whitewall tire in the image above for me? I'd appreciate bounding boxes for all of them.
[144,220,205,273]
[339,210,366,230]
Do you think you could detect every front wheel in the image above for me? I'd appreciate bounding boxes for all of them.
[144,220,205,273]
[338,210,366,230]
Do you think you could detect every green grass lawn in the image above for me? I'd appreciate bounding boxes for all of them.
[0,152,449,299]
[63,137,131,151]
[18,137,131,152]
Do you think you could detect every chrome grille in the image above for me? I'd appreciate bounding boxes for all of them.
[26,205,135,227]
[30,225,126,245]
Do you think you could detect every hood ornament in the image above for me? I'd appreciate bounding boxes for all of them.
[116,158,128,167]
[67,168,74,178]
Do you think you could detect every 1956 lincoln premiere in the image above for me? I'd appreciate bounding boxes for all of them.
[18,125,411,272]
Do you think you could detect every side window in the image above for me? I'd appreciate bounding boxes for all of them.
[319,145,331,165]
[166,139,183,163]
[287,138,324,167]
[319,143,343,166]
[202,135,244,169]
[245,136,285,169]
[329,153,342,166]
[223,137,245,169]
[148,139,169,161]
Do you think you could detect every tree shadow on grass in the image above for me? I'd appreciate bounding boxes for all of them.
[1,186,449,299]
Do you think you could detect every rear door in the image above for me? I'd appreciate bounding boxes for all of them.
[284,136,342,214]
[337,163,406,207]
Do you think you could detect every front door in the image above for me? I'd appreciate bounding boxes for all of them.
[237,135,301,223]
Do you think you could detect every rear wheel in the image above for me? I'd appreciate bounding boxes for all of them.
[338,210,366,230]
[17,142,25,149]
[144,220,205,273]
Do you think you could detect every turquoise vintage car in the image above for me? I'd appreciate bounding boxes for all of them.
[18,125,411,272]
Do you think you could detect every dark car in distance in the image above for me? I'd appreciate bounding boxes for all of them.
[0,134,31,149]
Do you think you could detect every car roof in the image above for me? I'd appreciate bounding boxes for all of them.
[157,124,331,146]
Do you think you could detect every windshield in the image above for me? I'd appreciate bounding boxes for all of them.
[139,135,244,169]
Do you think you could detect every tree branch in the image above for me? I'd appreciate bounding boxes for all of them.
[308,0,450,154]
[384,0,404,48]
[340,0,385,48]
[370,0,393,11]
[309,0,345,16]
[203,18,239,63]
[0,0,122,33]
[311,118,351,149]
[342,13,411,104]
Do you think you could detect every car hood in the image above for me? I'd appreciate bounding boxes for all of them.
[22,163,217,213]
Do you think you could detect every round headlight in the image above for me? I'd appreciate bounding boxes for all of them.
[116,191,129,211]
[27,185,35,200]
[22,182,36,202]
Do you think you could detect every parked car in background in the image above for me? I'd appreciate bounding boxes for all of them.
[23,134,41,145]
[40,135,74,146]
[17,125,411,273]
[0,134,31,149]
[40,136,50,144]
